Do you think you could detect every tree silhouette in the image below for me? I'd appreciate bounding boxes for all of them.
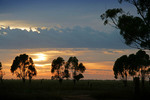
[113,55,128,86]
[64,62,70,79]
[128,50,150,87]
[67,57,86,83]
[74,63,86,81]
[67,57,78,79]
[113,50,150,94]
[51,56,86,84]
[0,62,5,83]
[146,68,150,85]
[10,54,37,83]
[51,57,65,84]
[101,0,150,50]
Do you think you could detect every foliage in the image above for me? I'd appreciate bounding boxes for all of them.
[101,0,150,50]
[113,55,128,79]
[0,62,2,70]
[67,57,86,81]
[51,57,65,80]
[113,50,150,81]
[10,54,37,81]
[51,56,86,81]
[0,62,5,81]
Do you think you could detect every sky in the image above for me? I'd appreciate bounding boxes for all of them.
[0,0,135,49]
[0,0,144,80]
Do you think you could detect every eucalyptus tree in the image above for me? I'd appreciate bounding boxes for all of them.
[101,0,150,50]
[64,62,70,79]
[66,57,86,83]
[67,57,79,79]
[10,54,37,83]
[114,50,150,88]
[0,62,4,83]
[51,57,65,83]
[73,63,86,81]
[51,56,86,84]
[113,55,128,86]
[147,68,150,84]
[130,50,150,87]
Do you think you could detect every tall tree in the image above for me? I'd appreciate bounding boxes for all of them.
[51,57,65,83]
[128,50,150,87]
[146,68,150,84]
[67,57,79,79]
[74,63,86,81]
[113,50,150,87]
[10,54,37,83]
[51,56,86,84]
[67,57,86,83]
[113,55,128,86]
[64,62,70,79]
[0,62,4,83]
[101,0,150,50]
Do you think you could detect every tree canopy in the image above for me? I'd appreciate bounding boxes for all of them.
[113,50,150,82]
[51,57,65,80]
[10,54,37,82]
[51,56,86,81]
[101,0,150,50]
[0,62,5,82]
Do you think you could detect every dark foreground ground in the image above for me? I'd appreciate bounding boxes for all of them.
[0,80,150,100]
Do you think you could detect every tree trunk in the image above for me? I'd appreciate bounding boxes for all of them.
[123,79,127,87]
[133,77,140,96]
[22,65,26,83]
[141,76,145,88]
[149,78,150,85]
[123,76,127,87]
[73,79,76,85]
[22,77,25,83]
[59,78,62,85]
[0,78,3,83]
[29,77,32,84]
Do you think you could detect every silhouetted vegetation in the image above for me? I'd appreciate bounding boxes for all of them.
[113,55,128,86]
[51,56,86,84]
[10,54,37,83]
[101,0,150,50]
[0,62,4,83]
[113,50,150,95]
[66,57,86,84]
[51,57,65,84]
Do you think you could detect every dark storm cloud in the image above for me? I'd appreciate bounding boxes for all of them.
[0,26,128,49]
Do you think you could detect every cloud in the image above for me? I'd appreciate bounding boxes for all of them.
[0,26,128,49]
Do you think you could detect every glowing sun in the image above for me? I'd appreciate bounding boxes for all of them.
[31,53,47,62]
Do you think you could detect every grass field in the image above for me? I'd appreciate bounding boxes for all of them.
[0,80,150,100]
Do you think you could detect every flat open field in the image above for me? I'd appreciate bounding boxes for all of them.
[0,80,150,100]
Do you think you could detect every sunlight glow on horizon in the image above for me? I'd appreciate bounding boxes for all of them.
[0,48,136,80]
[35,63,51,67]
[31,53,47,62]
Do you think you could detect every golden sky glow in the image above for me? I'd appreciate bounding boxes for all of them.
[0,48,141,80]
[0,20,40,33]
[31,53,47,62]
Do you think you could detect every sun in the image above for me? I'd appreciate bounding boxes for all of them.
[31,53,47,62]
